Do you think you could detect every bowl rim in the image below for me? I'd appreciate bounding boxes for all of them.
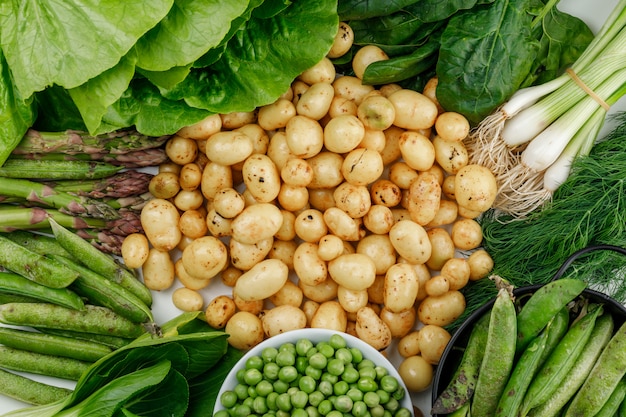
[430,284,626,416]
[214,328,414,415]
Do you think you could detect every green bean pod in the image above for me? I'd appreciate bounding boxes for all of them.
[0,327,112,362]
[0,302,146,338]
[432,312,490,414]
[0,234,79,288]
[564,319,626,416]
[594,378,626,417]
[495,307,569,417]
[53,254,154,324]
[0,271,84,310]
[471,288,517,417]
[516,279,586,353]
[48,218,153,306]
[520,304,603,416]
[0,368,71,405]
[527,312,614,417]
[0,345,91,380]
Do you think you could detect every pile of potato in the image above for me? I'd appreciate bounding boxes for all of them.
[122,26,497,393]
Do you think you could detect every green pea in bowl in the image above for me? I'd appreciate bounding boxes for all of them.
[214,328,414,416]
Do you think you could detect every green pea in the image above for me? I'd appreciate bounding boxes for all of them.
[220,390,238,409]
[278,365,298,383]
[232,404,252,417]
[296,356,309,374]
[357,376,378,392]
[253,396,269,414]
[214,411,230,417]
[243,396,254,408]
[248,385,259,399]
[247,355,265,370]
[256,380,274,397]
[308,390,325,407]
[234,383,250,400]
[244,368,264,386]
[262,347,279,363]
[334,394,354,413]
[317,342,335,358]
[395,408,412,417]
[341,366,360,384]
[375,366,388,379]
[305,364,323,380]
[391,387,405,401]
[327,358,345,376]
[318,399,333,416]
[321,372,339,384]
[236,368,247,384]
[264,362,280,380]
[318,380,334,397]
[359,366,377,380]
[296,338,314,356]
[347,387,364,402]
[350,347,363,364]
[364,391,380,408]
[292,409,309,417]
[333,380,349,396]
[306,405,321,417]
[299,375,317,394]
[384,397,399,412]
[383,410,393,417]
[370,404,385,417]
[276,392,292,412]
[279,342,296,353]
[358,359,376,370]
[267,392,279,410]
[352,401,368,417]
[276,350,296,367]
[376,389,390,404]
[306,347,319,359]
[329,334,347,349]
[309,352,328,370]
[274,379,290,394]
[335,347,353,364]
[326,411,343,417]
[291,390,309,409]
[276,411,290,417]
[379,375,399,393]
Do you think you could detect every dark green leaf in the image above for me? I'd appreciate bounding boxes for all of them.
[349,12,436,47]
[337,0,421,20]
[120,367,189,417]
[404,0,483,22]
[436,0,539,123]
[134,0,249,72]
[0,0,174,98]
[252,0,292,18]
[33,87,86,132]
[0,49,36,166]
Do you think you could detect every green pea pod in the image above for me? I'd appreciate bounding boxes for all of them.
[564,319,626,416]
[516,278,587,353]
[619,390,626,417]
[432,312,490,414]
[0,271,84,310]
[471,288,517,417]
[594,378,626,417]
[520,303,603,416]
[448,402,470,417]
[495,307,569,417]
[527,312,614,417]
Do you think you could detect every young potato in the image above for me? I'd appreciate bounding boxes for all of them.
[310,300,348,332]
[281,158,314,187]
[324,114,365,154]
[352,45,389,80]
[417,290,466,326]
[293,242,328,286]
[200,161,233,200]
[179,209,208,239]
[294,208,328,243]
[233,292,264,315]
[389,220,432,265]
[424,275,450,297]
[234,259,289,302]
[454,164,498,212]
[173,189,204,212]
[328,22,354,59]
[366,274,385,305]
[225,311,265,350]
[285,115,325,159]
[425,227,455,271]
[341,148,384,186]
[275,210,297,241]
[355,306,392,350]
[363,205,394,235]
[179,163,202,191]
[380,306,416,338]
[307,151,345,189]
[229,237,273,271]
[242,154,281,203]
[357,94,396,131]
[298,57,336,84]
[380,125,404,166]
[398,331,421,358]
[399,130,436,172]
[356,234,396,275]
[220,266,243,287]
[121,233,149,269]
[407,171,441,226]
[435,111,470,142]
[450,218,483,250]
[441,258,471,291]
[267,239,297,270]
[383,263,419,313]
[165,135,198,165]
[205,131,254,166]
[432,135,469,175]
[399,355,434,393]
[317,234,345,262]
[388,161,419,190]
[277,184,309,212]
[205,295,236,329]
[419,325,451,365]
[234,123,270,156]
[328,253,376,291]
[332,75,375,105]
[261,305,307,337]
[175,259,212,290]
[257,98,297,131]
[296,82,335,121]
[468,249,494,281]
[388,89,438,130]
[323,207,363,241]
[422,76,445,113]
[337,286,369,313]
[149,172,180,199]
[426,199,458,228]
[302,300,320,325]
[269,281,303,308]
[177,114,222,140]
[141,198,182,251]
[205,209,232,238]
[142,248,175,291]
[181,236,228,281]
[333,183,371,219]
[298,278,338,303]
[231,203,284,245]
[213,188,245,219]
[172,287,204,312]
[220,111,257,129]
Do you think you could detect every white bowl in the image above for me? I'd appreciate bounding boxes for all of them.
[215,328,414,415]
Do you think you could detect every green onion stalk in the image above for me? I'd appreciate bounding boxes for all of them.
[465,0,626,218]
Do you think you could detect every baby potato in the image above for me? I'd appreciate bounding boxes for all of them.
[328,22,354,59]
[366,275,385,305]
[242,154,281,203]
[285,115,325,158]
[267,239,297,270]
[142,248,175,291]
[165,135,198,165]
[328,253,376,291]
[399,130,436,172]
[231,203,284,244]
[200,161,233,200]
[294,208,328,243]
[269,281,303,308]
[355,306,392,350]
[424,275,450,297]
[323,207,363,241]
[121,233,149,269]
[298,57,336,84]
[418,290,466,327]
[432,135,469,175]
[356,234,396,275]
[213,188,245,219]
[398,331,421,358]
[205,131,254,166]
[333,75,375,105]
[426,199,458,228]
[380,125,404,166]
[233,292,264,315]
[308,151,345,189]
[389,220,432,265]
[266,131,296,171]
[441,257,471,291]
[454,164,498,212]
[233,259,289,302]
[172,287,204,312]
[141,198,182,251]
[205,209,232,238]
[380,306,416,338]
[435,111,470,142]
[468,249,494,281]
[298,278,339,303]
[296,82,335,121]
[317,234,345,262]
[281,158,314,187]
[220,266,243,287]
[181,236,228,281]
[179,163,202,191]
[261,305,307,337]
[370,179,402,208]
[419,325,451,365]
[205,295,236,329]
[407,171,441,226]
[175,259,212,290]
[229,237,273,271]
[149,172,180,199]
[357,94,396,131]
[302,300,320,325]
[337,286,369,313]
[333,182,371,219]
[352,45,389,80]
[383,263,419,313]
[177,114,222,140]
[220,111,257,129]
[257,98,297,131]
[324,114,365,154]
[294,242,328,286]
[389,161,419,190]
[451,218,483,250]
[178,209,208,239]
[225,311,264,350]
[425,227,455,271]
[363,205,394,235]
[278,184,309,212]
[399,355,433,393]
[388,89,438,130]
[341,148,384,186]
[310,300,348,332]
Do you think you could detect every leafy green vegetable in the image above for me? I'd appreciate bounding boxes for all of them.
[0,49,35,166]
[337,0,421,20]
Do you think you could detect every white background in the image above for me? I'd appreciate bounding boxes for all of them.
[1,0,625,413]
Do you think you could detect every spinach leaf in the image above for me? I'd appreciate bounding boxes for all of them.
[0,0,173,98]
[0,49,36,166]
[349,13,441,48]
[338,0,420,20]
[120,366,189,417]
[134,0,250,72]
[160,0,338,114]
[436,0,540,123]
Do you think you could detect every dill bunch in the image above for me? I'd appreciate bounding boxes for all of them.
[449,112,626,331]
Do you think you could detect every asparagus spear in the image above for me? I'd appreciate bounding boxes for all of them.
[41,170,153,198]
[0,177,119,219]
[12,129,170,155]
[0,159,122,180]
[10,148,168,168]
